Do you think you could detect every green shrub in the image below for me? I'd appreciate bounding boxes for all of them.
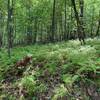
[20,75,36,95]
[52,84,67,100]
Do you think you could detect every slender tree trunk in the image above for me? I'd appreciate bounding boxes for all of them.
[69,7,73,39]
[64,0,67,40]
[11,0,15,45]
[96,20,100,37]
[0,32,2,48]
[96,11,100,37]
[90,7,94,38]
[40,23,43,43]
[7,0,11,57]
[79,0,85,44]
[33,18,37,43]
[51,0,56,42]
[27,7,32,44]
[60,14,64,41]
[0,10,3,48]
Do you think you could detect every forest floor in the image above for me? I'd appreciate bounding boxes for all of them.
[0,38,100,100]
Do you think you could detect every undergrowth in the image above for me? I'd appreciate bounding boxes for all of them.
[0,38,100,100]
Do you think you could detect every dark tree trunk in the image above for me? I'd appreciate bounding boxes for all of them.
[64,0,67,40]
[9,0,14,48]
[69,7,73,39]
[79,0,86,44]
[0,10,3,48]
[51,0,56,42]
[96,11,100,37]
[71,0,85,44]
[7,0,12,57]
[33,18,37,43]
[90,7,94,38]
[96,20,100,37]
[27,7,32,44]
[60,14,64,41]
[11,0,15,44]
[0,33,2,48]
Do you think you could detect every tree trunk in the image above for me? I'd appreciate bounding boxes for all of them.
[40,23,43,43]
[7,0,12,57]
[71,0,85,44]
[96,19,100,37]
[0,10,3,48]
[90,7,94,38]
[33,18,37,43]
[0,33,2,48]
[27,7,32,44]
[51,0,56,42]
[64,0,67,40]
[96,11,100,37]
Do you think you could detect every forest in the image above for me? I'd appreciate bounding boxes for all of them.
[0,0,100,99]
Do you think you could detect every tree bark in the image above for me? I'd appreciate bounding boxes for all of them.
[33,17,37,43]
[51,0,56,42]
[64,0,67,40]
[96,11,100,37]
[90,7,94,38]
[27,7,33,44]
[71,0,85,44]
[0,10,3,48]
[7,0,12,57]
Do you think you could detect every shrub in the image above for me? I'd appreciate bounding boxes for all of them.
[20,75,36,95]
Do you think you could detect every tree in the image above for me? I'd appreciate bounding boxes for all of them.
[0,0,100,51]
[64,0,67,40]
[71,0,85,44]
[51,0,56,42]
[0,9,3,48]
[7,0,11,57]
[96,11,100,37]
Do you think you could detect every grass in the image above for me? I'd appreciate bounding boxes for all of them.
[0,38,100,100]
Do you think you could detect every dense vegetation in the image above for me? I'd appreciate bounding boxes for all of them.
[0,39,100,99]
[0,0,100,49]
[0,0,100,99]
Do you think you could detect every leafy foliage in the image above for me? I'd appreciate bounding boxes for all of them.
[0,39,100,99]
